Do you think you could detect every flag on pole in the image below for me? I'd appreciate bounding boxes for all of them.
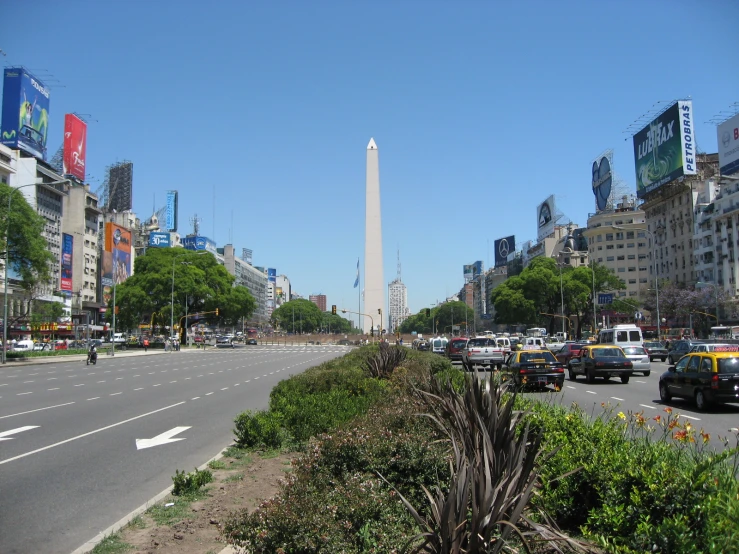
[354,258,360,288]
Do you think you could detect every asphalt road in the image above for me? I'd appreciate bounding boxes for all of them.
[461,359,739,448]
[0,344,351,554]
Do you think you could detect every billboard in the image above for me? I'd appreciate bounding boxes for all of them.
[463,261,483,281]
[103,223,132,287]
[149,232,171,248]
[268,268,277,283]
[494,236,515,267]
[165,190,178,232]
[1,67,51,160]
[62,114,87,181]
[181,235,217,254]
[60,233,73,291]
[633,100,697,198]
[718,113,739,176]
[592,153,612,212]
[537,195,556,241]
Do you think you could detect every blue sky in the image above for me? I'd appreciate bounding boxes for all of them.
[3,0,738,316]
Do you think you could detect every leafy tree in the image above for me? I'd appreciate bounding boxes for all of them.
[398,308,436,335]
[568,263,624,338]
[431,301,474,335]
[271,299,322,333]
[318,312,353,334]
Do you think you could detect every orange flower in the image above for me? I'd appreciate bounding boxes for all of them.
[653,415,662,423]
[673,430,688,442]
[664,407,673,414]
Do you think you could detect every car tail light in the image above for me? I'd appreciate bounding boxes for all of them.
[712,374,719,390]
[554,368,564,373]
[626,362,633,368]
[596,362,604,367]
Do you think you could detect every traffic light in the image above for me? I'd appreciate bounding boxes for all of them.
[425,308,431,316]
[215,308,219,316]
[332,305,336,315]
[378,309,381,315]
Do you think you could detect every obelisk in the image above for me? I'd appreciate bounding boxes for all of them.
[364,138,384,334]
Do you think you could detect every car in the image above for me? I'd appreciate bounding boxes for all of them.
[416,340,430,352]
[53,340,68,351]
[643,341,668,362]
[246,338,258,345]
[554,342,588,367]
[216,335,235,348]
[445,337,469,362]
[659,347,739,410]
[667,340,706,364]
[461,337,505,371]
[689,343,736,353]
[568,344,634,383]
[503,349,565,389]
[621,345,652,376]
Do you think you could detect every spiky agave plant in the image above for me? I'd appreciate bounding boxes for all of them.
[383,373,599,553]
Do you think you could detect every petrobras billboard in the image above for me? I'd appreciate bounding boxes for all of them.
[165,190,178,232]
[103,223,132,287]
[60,233,73,291]
[537,195,556,241]
[592,152,613,212]
[494,236,515,267]
[148,232,171,248]
[1,67,51,160]
[62,114,87,181]
[268,268,276,283]
[718,113,739,176]
[181,235,217,254]
[633,100,697,198]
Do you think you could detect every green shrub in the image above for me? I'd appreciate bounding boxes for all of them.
[171,467,213,496]
[233,410,285,449]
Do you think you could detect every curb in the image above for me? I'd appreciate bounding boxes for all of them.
[70,445,234,554]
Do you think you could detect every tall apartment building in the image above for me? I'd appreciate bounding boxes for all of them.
[222,244,268,323]
[309,294,327,312]
[388,278,409,332]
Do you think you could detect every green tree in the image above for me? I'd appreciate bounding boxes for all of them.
[430,301,473,336]
[398,307,436,335]
[568,262,624,338]
[271,299,322,333]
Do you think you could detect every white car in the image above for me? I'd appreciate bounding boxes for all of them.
[621,345,651,376]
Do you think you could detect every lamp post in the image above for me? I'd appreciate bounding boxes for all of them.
[3,182,52,364]
[591,260,598,335]
[171,252,205,345]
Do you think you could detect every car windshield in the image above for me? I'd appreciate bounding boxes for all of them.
[451,340,467,348]
[718,357,739,374]
[645,342,664,348]
[623,346,646,355]
[519,351,556,363]
[593,348,624,357]
[467,338,490,347]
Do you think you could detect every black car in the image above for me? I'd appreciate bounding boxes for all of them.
[643,341,668,362]
[667,340,706,365]
[246,338,258,345]
[503,349,565,389]
[568,345,634,383]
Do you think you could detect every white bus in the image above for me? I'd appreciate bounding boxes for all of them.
[710,326,739,340]
[526,327,547,338]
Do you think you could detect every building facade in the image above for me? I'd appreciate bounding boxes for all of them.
[222,244,268,323]
[388,278,410,332]
[309,294,327,312]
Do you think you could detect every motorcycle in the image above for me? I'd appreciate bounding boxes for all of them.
[87,349,97,365]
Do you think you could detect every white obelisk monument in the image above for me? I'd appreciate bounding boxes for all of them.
[364,138,384,334]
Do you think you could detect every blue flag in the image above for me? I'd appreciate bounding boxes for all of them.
[354,258,360,288]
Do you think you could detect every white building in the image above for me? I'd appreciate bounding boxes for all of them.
[388,278,410,332]
[221,244,269,323]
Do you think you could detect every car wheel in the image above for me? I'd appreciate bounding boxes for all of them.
[668,355,674,365]
[602,374,610,382]
[586,368,595,384]
[643,371,651,377]
[568,366,576,381]
[695,390,710,411]
[659,382,671,402]
[620,375,630,384]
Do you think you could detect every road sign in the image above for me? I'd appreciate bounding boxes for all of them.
[135,426,191,450]
[598,293,614,304]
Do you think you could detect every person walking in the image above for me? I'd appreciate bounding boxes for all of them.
[143,337,149,352]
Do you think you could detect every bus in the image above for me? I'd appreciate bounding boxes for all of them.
[665,328,694,340]
[246,327,259,339]
[710,326,739,339]
[526,327,547,338]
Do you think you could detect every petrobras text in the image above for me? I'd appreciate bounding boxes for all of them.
[679,100,697,175]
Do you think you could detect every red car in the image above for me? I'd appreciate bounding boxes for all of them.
[445,337,469,362]
[555,343,588,368]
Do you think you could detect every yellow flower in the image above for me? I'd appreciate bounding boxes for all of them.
[617,411,626,420]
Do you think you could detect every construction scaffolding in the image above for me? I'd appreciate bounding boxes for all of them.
[100,161,133,212]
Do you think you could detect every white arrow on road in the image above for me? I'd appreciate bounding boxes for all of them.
[135,426,191,450]
[0,426,39,441]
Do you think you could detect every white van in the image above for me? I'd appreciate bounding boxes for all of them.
[13,340,35,352]
[598,325,643,349]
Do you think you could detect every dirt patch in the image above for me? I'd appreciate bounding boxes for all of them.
[113,449,294,554]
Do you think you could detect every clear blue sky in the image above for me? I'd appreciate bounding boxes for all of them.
[3,0,738,316]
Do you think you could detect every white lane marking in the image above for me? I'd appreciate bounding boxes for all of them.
[0,384,7,387]
[74,384,85,387]
[89,373,96,375]
[103,371,111,374]
[198,375,203,377]
[133,388,144,391]
[133,375,140,377]
[148,372,155,375]
[0,401,186,466]
[586,391,597,395]
[136,426,190,450]
[28,373,38,376]
[23,380,34,384]
[245,380,251,383]
[680,414,701,421]
[87,397,100,401]
[0,402,75,420]
[205,392,213,396]
[115,378,123,381]
[636,380,646,384]
[234,383,239,386]
[611,397,624,401]
[220,387,228,391]
[191,397,200,400]
[47,378,57,381]
[639,404,657,410]
[109,392,122,396]
[97,381,106,383]
[169,380,177,383]
[0,426,39,441]
[17,392,32,396]
[185,377,191,380]
[152,384,161,387]
[254,377,260,380]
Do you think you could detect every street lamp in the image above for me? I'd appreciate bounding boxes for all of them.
[171,252,206,344]
[612,224,661,340]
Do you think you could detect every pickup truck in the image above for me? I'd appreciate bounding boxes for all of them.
[462,337,506,370]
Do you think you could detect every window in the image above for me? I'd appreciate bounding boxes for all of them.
[628,279,637,284]
[606,256,615,261]
[606,233,614,241]
[627,243,635,248]
[628,267,636,272]
[639,277,648,283]
[618,267,625,272]
[598,257,603,262]
[607,245,614,250]
[597,235,603,242]
[628,254,636,260]
[615,232,624,240]
[617,244,624,249]
[626,231,635,239]
[617,255,625,261]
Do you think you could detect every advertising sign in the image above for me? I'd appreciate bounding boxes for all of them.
[60,233,73,291]
[268,268,277,283]
[592,152,613,212]
[148,232,171,248]
[537,195,556,241]
[718,113,739,176]
[62,114,87,181]
[598,293,614,305]
[103,223,132,287]
[165,190,178,232]
[633,100,697,198]
[181,235,217,254]
[1,67,51,160]
[463,264,474,281]
[494,236,515,267]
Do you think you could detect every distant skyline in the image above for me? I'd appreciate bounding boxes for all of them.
[2,0,738,314]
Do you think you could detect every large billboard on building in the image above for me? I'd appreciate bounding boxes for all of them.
[62,114,87,181]
[148,232,171,248]
[102,223,132,287]
[60,233,73,291]
[718,113,739,176]
[165,190,178,232]
[592,152,613,212]
[633,100,697,198]
[537,195,556,241]
[463,261,483,281]
[181,235,217,254]
[494,235,515,267]
[1,67,51,160]
[268,268,276,283]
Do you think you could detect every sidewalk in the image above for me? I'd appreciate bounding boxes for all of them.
[0,346,205,369]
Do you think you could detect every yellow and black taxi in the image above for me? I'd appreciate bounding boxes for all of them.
[502,349,565,389]
[659,346,739,411]
[568,344,634,384]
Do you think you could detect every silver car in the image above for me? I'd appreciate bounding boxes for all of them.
[621,345,651,376]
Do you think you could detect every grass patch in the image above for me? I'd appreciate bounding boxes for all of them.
[89,533,132,554]
[207,459,226,470]
[147,492,208,526]
[222,446,250,460]
[127,515,146,530]
[224,473,245,482]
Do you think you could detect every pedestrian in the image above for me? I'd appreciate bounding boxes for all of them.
[143,337,149,352]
